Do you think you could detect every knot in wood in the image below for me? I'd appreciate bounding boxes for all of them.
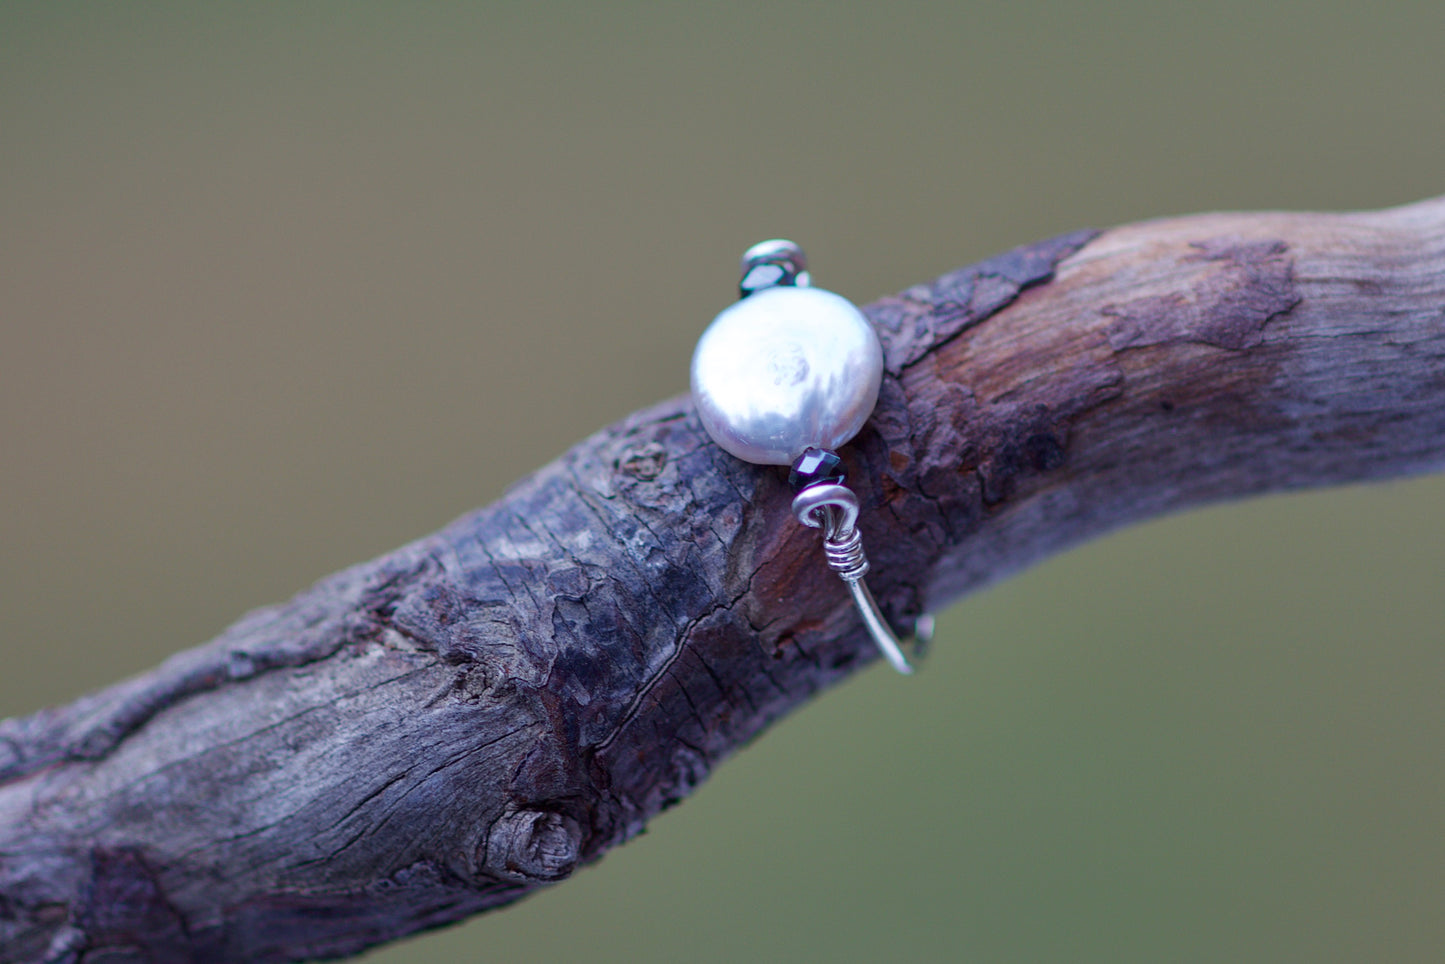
[481,809,583,883]
[617,442,668,480]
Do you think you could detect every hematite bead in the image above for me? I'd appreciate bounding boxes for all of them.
[738,239,809,297]
[789,447,845,492]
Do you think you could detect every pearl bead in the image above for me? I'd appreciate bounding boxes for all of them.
[691,285,883,466]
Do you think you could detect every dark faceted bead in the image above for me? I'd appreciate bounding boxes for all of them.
[738,239,808,298]
[789,447,845,492]
[739,262,786,296]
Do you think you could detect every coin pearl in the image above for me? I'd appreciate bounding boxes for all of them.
[690,286,884,466]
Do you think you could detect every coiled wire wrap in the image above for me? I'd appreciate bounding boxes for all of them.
[790,482,913,674]
[822,527,868,581]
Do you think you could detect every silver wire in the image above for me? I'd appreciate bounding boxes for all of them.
[791,483,914,675]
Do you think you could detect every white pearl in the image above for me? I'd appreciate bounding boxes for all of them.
[691,286,883,466]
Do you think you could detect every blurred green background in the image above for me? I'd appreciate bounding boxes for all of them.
[3,3,1443,962]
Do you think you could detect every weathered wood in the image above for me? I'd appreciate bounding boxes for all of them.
[4,197,1445,963]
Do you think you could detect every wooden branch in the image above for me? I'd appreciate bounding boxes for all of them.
[5,197,1445,963]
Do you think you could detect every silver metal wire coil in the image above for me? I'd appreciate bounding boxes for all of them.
[823,527,869,581]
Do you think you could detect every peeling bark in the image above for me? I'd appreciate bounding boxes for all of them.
[4,198,1445,962]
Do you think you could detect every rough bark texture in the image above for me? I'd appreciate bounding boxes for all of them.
[5,198,1445,963]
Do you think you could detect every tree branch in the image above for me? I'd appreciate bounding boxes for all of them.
[4,197,1445,963]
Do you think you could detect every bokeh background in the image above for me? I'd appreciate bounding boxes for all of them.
[3,4,1444,961]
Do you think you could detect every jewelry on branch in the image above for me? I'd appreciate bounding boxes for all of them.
[690,240,915,674]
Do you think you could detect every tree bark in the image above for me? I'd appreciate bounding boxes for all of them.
[4,197,1445,963]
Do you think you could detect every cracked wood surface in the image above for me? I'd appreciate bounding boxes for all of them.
[4,197,1445,962]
